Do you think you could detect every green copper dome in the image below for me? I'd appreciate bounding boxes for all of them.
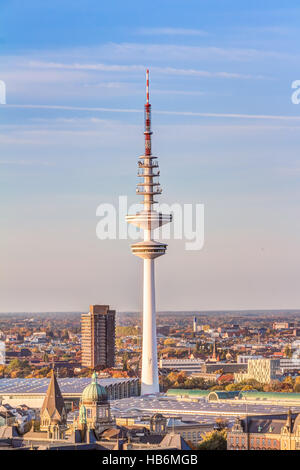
[81,372,107,403]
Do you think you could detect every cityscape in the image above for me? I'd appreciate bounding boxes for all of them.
[1,0,300,457]
[2,309,300,450]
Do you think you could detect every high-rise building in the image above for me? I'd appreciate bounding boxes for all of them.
[126,70,172,395]
[81,305,115,369]
[193,317,197,333]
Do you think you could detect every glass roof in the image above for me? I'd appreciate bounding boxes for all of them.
[0,377,136,394]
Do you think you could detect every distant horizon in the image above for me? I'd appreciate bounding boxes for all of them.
[1,308,300,316]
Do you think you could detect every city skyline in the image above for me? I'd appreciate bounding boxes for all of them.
[1,1,300,312]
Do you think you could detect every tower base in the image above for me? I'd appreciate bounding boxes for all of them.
[141,258,160,396]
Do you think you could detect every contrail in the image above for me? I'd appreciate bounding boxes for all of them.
[4,103,300,121]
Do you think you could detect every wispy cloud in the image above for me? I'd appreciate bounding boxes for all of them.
[83,81,124,89]
[157,110,300,121]
[137,27,208,36]
[29,61,266,80]
[82,82,207,96]
[0,159,53,166]
[154,89,206,96]
[241,25,296,36]
[5,103,140,113]
[84,42,294,63]
[5,103,300,121]
[1,118,300,153]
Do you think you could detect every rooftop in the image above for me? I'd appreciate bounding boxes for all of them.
[108,395,300,426]
[0,377,137,395]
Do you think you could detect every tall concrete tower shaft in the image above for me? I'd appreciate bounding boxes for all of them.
[126,70,172,395]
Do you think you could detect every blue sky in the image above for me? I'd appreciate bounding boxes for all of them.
[0,1,300,312]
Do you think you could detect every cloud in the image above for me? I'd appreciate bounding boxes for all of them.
[5,103,141,113]
[241,25,296,36]
[87,42,294,63]
[1,116,300,158]
[83,81,124,89]
[82,82,206,95]
[28,60,266,80]
[137,27,208,36]
[0,159,53,166]
[1,69,89,84]
[5,103,300,122]
[154,89,207,96]
[157,110,300,121]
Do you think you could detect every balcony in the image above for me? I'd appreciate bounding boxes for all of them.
[137,182,160,187]
[136,188,162,195]
[138,161,158,168]
[137,170,160,177]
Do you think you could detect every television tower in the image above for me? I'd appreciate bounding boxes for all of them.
[126,70,172,395]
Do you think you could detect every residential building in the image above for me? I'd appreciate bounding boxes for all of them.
[81,305,115,369]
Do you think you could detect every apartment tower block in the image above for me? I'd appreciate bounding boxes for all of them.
[81,305,115,369]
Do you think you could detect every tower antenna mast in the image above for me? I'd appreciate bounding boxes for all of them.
[126,70,172,395]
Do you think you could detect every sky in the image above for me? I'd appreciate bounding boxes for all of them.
[0,0,300,312]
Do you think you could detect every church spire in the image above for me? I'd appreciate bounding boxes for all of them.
[286,408,292,431]
[40,369,66,428]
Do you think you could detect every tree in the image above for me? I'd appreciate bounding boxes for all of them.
[7,358,22,371]
[294,376,300,392]
[43,352,49,362]
[215,418,228,430]
[284,345,292,359]
[164,338,177,347]
[122,352,129,371]
[166,371,187,387]
[0,365,6,377]
[61,329,69,340]
[225,383,240,391]
[197,430,227,450]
